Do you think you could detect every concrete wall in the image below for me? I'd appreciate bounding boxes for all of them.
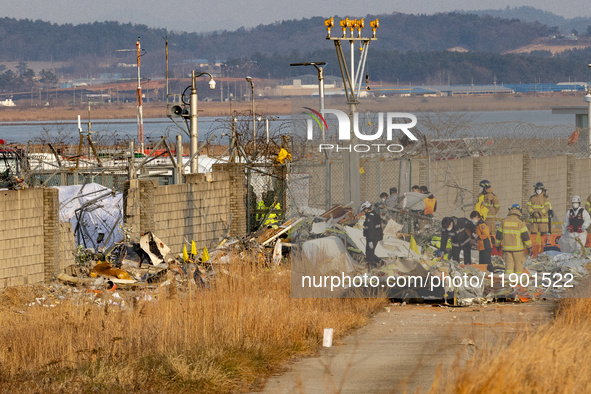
[0,188,74,288]
[124,171,232,256]
[0,189,45,287]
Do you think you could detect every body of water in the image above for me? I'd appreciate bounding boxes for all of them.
[0,110,577,144]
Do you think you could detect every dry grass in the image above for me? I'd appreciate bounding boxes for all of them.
[0,260,385,393]
[428,294,591,393]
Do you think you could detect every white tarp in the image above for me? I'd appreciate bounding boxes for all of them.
[401,192,426,211]
[55,183,123,248]
[344,225,420,259]
[302,236,355,274]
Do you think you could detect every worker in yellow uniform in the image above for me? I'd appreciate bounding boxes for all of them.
[478,180,500,237]
[527,182,552,234]
[495,204,532,275]
[258,189,281,228]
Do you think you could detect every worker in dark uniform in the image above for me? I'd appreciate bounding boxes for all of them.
[361,201,383,268]
[436,216,475,264]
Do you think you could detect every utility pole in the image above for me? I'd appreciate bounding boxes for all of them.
[323,17,378,209]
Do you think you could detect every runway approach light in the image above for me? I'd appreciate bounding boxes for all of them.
[340,18,351,37]
[370,18,379,38]
[324,17,334,38]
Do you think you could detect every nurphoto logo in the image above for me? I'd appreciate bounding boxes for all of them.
[303,108,418,153]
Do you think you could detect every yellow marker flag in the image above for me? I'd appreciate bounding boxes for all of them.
[409,235,419,255]
[202,246,210,262]
[182,244,189,262]
[475,194,489,220]
[359,165,365,174]
[191,240,197,256]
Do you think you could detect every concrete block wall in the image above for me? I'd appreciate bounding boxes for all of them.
[575,158,591,207]
[532,156,569,217]
[43,189,60,283]
[59,222,76,271]
[428,156,474,217]
[124,172,232,256]
[0,189,45,288]
[212,163,246,237]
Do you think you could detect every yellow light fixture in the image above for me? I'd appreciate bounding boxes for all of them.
[370,18,379,38]
[339,18,350,37]
[324,17,334,38]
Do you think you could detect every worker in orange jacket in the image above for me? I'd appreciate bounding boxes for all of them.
[469,211,493,272]
[421,186,437,217]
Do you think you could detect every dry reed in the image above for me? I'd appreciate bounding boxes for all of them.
[0,260,385,393]
[428,292,591,393]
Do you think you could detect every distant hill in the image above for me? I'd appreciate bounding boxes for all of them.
[0,13,552,64]
[465,6,591,36]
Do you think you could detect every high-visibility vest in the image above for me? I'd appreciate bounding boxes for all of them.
[424,197,436,215]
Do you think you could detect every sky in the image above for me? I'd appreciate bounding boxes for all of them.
[1,0,590,33]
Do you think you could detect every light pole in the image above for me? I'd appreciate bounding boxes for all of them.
[246,76,255,150]
[290,62,326,141]
[323,17,378,209]
[290,61,330,209]
[190,70,216,173]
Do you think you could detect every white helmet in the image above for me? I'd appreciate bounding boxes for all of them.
[360,201,372,210]
[572,196,581,203]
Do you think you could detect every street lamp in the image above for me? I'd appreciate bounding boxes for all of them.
[246,76,255,150]
[290,62,326,141]
[190,70,216,173]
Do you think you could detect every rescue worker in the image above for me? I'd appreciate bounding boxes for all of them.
[361,201,383,267]
[558,196,591,253]
[411,185,420,193]
[495,204,532,275]
[384,187,398,209]
[436,216,475,264]
[469,211,493,271]
[527,182,552,234]
[478,180,500,237]
[258,189,281,228]
[423,188,437,217]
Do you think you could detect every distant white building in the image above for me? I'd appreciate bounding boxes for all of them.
[0,98,15,107]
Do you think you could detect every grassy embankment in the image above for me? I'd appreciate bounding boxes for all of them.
[429,285,591,393]
[0,259,385,393]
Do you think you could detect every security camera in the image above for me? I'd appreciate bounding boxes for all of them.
[208,79,216,90]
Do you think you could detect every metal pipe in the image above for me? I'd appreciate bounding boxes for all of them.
[265,118,269,143]
[176,134,183,184]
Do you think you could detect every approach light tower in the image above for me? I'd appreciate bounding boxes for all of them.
[324,17,379,209]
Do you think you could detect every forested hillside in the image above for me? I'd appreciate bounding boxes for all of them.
[0,13,551,62]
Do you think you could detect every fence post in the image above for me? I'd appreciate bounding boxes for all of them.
[567,155,576,208]
[473,157,483,197]
[522,153,531,223]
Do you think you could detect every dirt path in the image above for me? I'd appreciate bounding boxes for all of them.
[255,300,557,394]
